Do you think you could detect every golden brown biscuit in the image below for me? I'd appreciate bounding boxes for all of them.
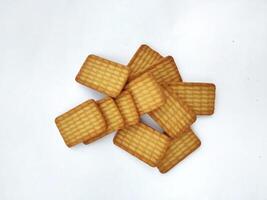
[84,97,124,144]
[142,56,182,84]
[114,123,170,167]
[125,73,165,114]
[115,91,139,126]
[76,55,129,97]
[55,100,106,147]
[128,44,163,80]
[157,129,201,173]
[149,86,196,138]
[168,82,216,115]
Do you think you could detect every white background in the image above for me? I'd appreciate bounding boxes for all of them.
[0,0,267,199]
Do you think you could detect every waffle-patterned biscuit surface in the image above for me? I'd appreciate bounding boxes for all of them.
[157,129,201,173]
[115,91,139,126]
[84,98,124,144]
[126,73,165,114]
[168,82,216,115]
[54,44,216,173]
[114,123,170,167]
[76,55,129,97]
[149,86,196,138]
[55,100,106,147]
[143,56,182,84]
[128,44,163,80]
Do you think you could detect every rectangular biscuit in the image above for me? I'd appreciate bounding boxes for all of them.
[125,73,165,114]
[149,86,196,138]
[142,56,182,84]
[55,100,106,147]
[76,55,129,97]
[113,123,170,167]
[157,129,201,173]
[168,82,216,115]
[115,91,139,126]
[127,44,163,80]
[84,97,124,144]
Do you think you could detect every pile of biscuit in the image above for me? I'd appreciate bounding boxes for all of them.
[55,44,216,173]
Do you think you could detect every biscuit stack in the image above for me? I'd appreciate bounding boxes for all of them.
[55,45,216,173]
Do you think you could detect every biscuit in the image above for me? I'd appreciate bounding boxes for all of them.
[142,56,182,84]
[76,55,129,97]
[84,97,124,144]
[115,91,139,126]
[168,82,216,115]
[125,73,165,114]
[55,100,106,147]
[149,86,196,138]
[128,44,163,80]
[157,129,201,173]
[114,123,170,167]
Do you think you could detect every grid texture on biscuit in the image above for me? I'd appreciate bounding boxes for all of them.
[114,123,170,167]
[84,98,124,144]
[55,100,106,147]
[76,55,129,97]
[168,82,216,115]
[144,56,182,84]
[149,87,196,138]
[128,45,163,80]
[157,130,201,173]
[126,73,165,114]
[115,91,139,126]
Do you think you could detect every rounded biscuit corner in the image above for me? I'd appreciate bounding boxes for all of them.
[211,83,216,89]
[165,55,174,61]
[87,99,96,105]
[158,168,168,174]
[198,139,202,147]
[65,143,73,148]
[112,136,118,145]
[54,117,59,124]
[149,164,157,168]
[192,114,197,123]
[75,74,81,83]
[87,54,97,59]
[96,97,109,104]
[83,140,91,145]
[140,44,149,49]
[209,83,216,94]
[209,108,215,116]
[117,75,130,97]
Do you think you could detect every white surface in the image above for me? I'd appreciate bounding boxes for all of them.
[0,0,267,199]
